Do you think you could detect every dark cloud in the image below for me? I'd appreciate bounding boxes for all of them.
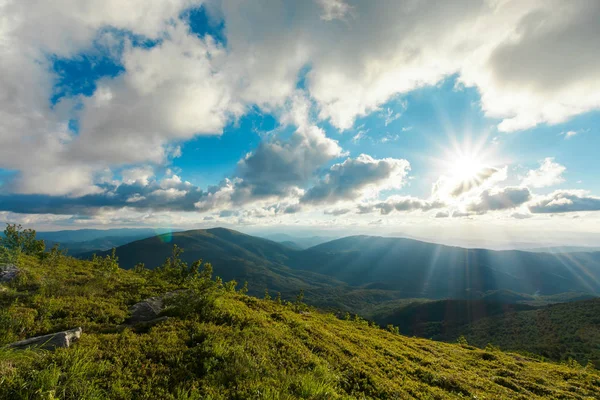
[435,211,449,218]
[467,186,531,213]
[529,191,600,213]
[0,177,209,215]
[301,154,410,205]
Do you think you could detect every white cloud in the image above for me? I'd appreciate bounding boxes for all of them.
[315,0,354,21]
[2,0,600,225]
[435,210,450,218]
[467,186,532,213]
[433,166,508,200]
[528,190,600,213]
[358,196,445,215]
[521,158,566,188]
[302,154,410,205]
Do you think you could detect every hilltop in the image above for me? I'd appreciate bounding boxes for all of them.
[1,250,599,399]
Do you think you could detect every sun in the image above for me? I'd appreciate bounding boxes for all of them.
[451,154,484,181]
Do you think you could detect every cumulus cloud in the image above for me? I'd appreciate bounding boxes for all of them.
[521,158,566,188]
[2,0,600,223]
[434,166,507,199]
[358,196,445,215]
[528,190,600,213]
[324,208,351,216]
[302,154,410,205]
[467,186,532,213]
[316,0,354,21]
[231,125,342,204]
[435,211,450,218]
[511,212,532,219]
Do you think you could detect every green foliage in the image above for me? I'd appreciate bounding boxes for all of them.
[1,224,45,258]
[133,262,146,274]
[386,324,400,335]
[442,298,600,368]
[224,279,237,292]
[1,242,599,399]
[238,280,248,295]
[92,248,120,274]
[457,335,469,346]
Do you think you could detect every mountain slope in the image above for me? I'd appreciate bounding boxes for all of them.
[87,230,600,306]
[368,299,537,338]
[87,228,347,297]
[2,253,599,399]
[292,235,600,297]
[439,298,600,368]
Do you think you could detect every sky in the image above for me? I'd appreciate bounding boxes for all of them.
[1,0,599,246]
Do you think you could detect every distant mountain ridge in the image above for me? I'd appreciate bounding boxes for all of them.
[288,235,600,297]
[86,229,600,304]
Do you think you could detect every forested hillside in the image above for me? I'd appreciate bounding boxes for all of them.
[439,298,600,369]
[1,228,599,399]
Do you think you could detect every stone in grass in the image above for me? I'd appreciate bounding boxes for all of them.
[127,297,164,324]
[8,327,82,350]
[0,264,19,283]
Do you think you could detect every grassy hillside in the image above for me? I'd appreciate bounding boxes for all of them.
[1,251,599,399]
[439,298,600,369]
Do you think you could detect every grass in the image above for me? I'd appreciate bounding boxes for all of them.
[1,251,599,399]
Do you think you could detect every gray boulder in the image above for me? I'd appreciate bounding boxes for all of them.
[127,297,164,324]
[8,327,82,350]
[0,264,19,283]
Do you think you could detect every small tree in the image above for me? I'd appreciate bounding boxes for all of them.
[294,289,305,312]
[225,279,237,292]
[239,281,249,295]
[133,262,146,274]
[275,292,282,304]
[42,243,66,267]
[1,224,45,257]
[92,248,119,274]
[264,288,271,300]
[387,324,400,335]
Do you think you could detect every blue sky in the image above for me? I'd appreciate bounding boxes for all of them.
[1,0,599,246]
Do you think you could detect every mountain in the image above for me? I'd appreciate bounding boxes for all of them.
[44,235,158,256]
[84,228,349,298]
[439,298,600,368]
[2,252,598,399]
[290,235,600,298]
[525,245,600,253]
[34,228,177,243]
[88,230,600,306]
[260,233,335,249]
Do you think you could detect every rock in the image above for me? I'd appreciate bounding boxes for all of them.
[8,327,82,350]
[0,264,19,283]
[127,297,164,324]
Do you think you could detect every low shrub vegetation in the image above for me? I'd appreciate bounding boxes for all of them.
[1,226,599,399]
